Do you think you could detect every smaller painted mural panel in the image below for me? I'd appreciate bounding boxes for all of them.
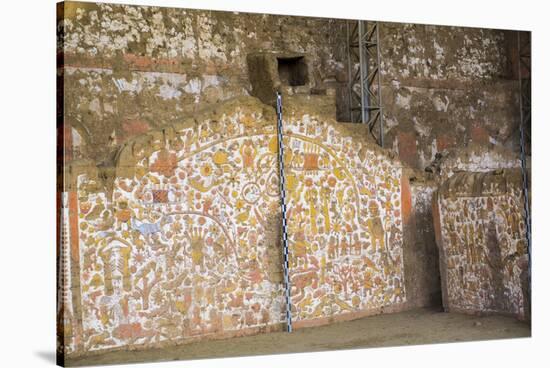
[435,171,529,319]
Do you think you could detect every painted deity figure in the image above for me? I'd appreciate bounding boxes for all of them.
[366,200,385,251]
[240,140,256,171]
[186,227,206,272]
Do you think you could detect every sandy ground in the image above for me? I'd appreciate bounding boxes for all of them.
[66,308,531,367]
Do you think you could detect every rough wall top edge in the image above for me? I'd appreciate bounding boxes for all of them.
[58,1,531,31]
[64,95,406,193]
[437,168,527,198]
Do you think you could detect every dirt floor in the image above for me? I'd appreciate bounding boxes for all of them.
[66,307,531,367]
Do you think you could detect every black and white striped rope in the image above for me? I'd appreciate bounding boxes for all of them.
[276,92,293,333]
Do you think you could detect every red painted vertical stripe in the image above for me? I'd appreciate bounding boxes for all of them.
[400,173,412,225]
[68,191,79,262]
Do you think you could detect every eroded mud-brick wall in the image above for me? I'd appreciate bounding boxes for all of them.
[377,23,523,170]
[57,1,348,165]
[433,170,530,320]
[58,2,523,173]
[59,96,409,356]
[436,143,522,181]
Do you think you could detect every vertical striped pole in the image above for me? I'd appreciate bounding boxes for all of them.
[276,92,293,333]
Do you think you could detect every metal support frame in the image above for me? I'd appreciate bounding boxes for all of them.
[276,92,293,333]
[517,31,531,296]
[347,20,384,147]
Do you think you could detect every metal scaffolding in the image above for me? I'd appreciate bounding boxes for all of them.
[347,20,384,147]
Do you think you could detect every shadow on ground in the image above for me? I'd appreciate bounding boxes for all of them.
[35,351,56,364]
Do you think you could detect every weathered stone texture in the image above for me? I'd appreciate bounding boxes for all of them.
[433,170,530,320]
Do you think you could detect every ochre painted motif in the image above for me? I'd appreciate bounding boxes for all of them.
[61,103,406,355]
[284,115,406,321]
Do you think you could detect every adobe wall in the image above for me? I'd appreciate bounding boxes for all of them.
[56,1,530,360]
[378,23,525,170]
[57,1,348,165]
[58,2,524,173]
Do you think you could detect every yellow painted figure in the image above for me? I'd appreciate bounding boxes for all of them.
[366,201,385,251]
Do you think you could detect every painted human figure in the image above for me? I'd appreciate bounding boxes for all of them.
[240,140,256,171]
[305,187,319,236]
[115,201,132,231]
[353,233,362,255]
[292,230,309,268]
[464,223,478,264]
[186,227,205,272]
[99,240,132,296]
[366,200,385,252]
[320,186,331,233]
[328,235,337,260]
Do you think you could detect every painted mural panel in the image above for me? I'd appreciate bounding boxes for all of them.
[65,102,286,355]
[283,115,406,322]
[60,97,407,356]
[435,171,530,319]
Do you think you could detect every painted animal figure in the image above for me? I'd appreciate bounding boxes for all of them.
[291,268,319,302]
[131,215,173,246]
[112,322,157,344]
[366,217,385,251]
[131,215,173,236]
[291,230,311,267]
[131,217,160,235]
